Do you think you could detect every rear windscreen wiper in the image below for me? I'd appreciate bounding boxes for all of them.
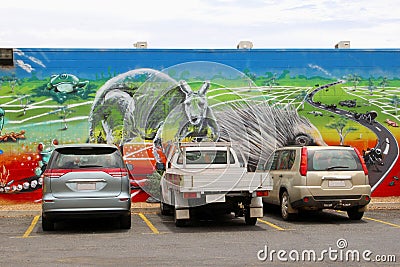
[326,166,349,170]
[78,165,103,168]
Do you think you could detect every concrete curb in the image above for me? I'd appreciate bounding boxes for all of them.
[367,202,400,210]
[0,210,41,217]
[0,203,160,217]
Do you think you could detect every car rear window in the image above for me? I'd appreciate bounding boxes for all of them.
[307,149,362,171]
[49,147,124,169]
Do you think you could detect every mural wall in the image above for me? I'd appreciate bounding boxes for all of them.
[0,48,399,203]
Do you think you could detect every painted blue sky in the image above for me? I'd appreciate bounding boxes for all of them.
[1,0,399,49]
[7,48,400,80]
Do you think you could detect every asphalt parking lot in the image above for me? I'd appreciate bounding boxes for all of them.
[0,206,399,266]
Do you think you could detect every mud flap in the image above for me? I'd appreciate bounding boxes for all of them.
[250,207,263,218]
[250,197,264,218]
[175,209,190,219]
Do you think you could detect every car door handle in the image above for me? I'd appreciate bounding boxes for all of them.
[279,175,283,178]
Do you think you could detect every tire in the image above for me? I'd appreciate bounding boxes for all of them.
[120,214,132,229]
[244,209,257,226]
[347,208,364,220]
[160,187,173,216]
[41,214,54,231]
[160,202,173,216]
[280,191,295,221]
[175,218,187,227]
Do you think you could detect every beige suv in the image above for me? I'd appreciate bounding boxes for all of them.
[262,146,371,220]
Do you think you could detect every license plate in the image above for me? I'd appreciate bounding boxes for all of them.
[77,183,96,190]
[328,180,346,187]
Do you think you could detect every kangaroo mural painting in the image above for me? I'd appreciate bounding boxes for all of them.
[170,80,219,142]
[0,48,399,203]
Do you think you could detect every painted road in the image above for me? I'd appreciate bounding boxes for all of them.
[308,82,399,190]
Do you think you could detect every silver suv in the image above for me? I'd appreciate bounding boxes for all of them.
[42,144,131,230]
[262,146,371,220]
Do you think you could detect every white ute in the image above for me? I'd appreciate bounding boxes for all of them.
[159,142,273,226]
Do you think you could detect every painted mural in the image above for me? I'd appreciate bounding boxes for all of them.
[0,48,399,203]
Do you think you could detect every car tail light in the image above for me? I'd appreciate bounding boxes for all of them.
[300,147,308,176]
[256,191,269,197]
[354,147,368,175]
[365,196,370,202]
[106,169,128,178]
[37,143,44,152]
[303,197,309,203]
[183,192,199,199]
[42,170,68,179]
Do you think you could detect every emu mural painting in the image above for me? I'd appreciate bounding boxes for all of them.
[89,69,219,148]
[89,68,173,144]
[90,88,133,144]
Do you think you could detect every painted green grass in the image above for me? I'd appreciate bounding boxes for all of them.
[1,75,398,147]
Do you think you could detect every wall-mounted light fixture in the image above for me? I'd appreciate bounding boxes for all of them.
[237,41,253,49]
[133,42,148,49]
[335,41,350,49]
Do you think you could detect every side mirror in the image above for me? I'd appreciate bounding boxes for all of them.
[156,162,165,171]
[41,163,47,172]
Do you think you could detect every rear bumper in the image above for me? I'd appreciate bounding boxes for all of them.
[291,195,371,210]
[43,209,131,220]
[42,196,131,220]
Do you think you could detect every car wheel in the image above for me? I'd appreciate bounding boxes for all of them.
[41,214,54,231]
[175,218,187,227]
[160,187,173,216]
[347,208,364,220]
[160,202,173,216]
[244,208,257,226]
[120,214,132,229]
[280,191,295,221]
